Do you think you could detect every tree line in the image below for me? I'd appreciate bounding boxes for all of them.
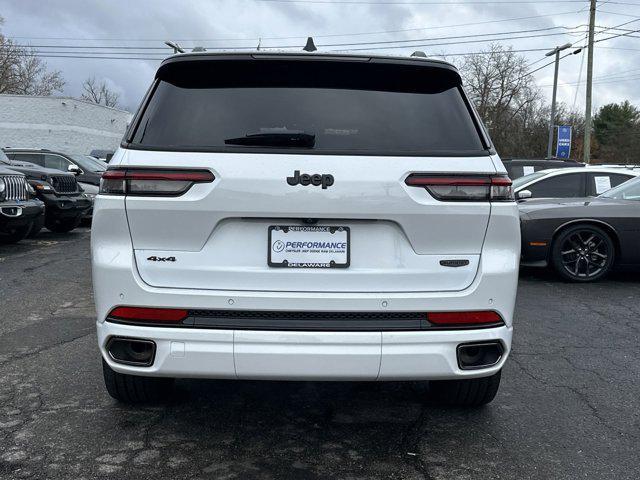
[0,17,637,163]
[454,44,639,164]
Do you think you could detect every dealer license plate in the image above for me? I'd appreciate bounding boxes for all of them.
[268,226,350,268]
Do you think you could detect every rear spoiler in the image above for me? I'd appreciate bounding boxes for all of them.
[156,52,462,93]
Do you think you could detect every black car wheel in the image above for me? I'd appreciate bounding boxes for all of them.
[551,224,614,282]
[102,359,173,404]
[429,370,501,407]
[0,225,31,244]
[45,217,81,234]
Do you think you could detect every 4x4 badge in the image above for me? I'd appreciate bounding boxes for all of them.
[147,256,176,262]
[287,170,334,189]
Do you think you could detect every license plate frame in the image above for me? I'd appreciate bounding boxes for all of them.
[268,225,350,269]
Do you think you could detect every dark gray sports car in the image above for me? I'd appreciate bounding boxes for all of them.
[520,176,640,282]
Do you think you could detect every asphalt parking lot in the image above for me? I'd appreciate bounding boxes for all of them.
[0,229,639,480]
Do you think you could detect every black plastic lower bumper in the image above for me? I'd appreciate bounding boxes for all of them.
[107,309,505,332]
[0,200,45,232]
[38,193,92,221]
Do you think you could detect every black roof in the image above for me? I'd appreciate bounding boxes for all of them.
[502,158,583,164]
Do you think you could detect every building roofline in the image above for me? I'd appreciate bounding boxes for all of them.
[0,94,131,114]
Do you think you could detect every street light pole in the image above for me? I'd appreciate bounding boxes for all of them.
[164,41,185,54]
[545,43,572,159]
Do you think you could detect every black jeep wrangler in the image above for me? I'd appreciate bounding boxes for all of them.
[0,150,91,234]
[0,164,45,244]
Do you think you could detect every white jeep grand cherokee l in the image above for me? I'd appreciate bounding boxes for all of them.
[92,52,520,406]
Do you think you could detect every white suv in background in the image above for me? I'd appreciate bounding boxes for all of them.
[513,167,639,201]
[92,52,520,407]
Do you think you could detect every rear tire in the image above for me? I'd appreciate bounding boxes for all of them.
[430,370,501,407]
[45,216,81,234]
[551,224,614,282]
[102,359,174,404]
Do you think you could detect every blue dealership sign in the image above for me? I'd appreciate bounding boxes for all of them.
[556,126,572,158]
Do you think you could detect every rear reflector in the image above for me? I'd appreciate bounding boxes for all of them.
[100,169,214,196]
[427,311,503,326]
[109,307,188,323]
[405,174,514,201]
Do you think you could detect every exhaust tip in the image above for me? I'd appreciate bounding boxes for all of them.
[457,342,503,370]
[106,337,156,367]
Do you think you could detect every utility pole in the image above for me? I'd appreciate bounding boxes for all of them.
[584,0,597,164]
[545,43,572,159]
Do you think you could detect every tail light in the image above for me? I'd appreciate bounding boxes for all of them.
[427,311,504,327]
[100,169,214,196]
[108,307,188,323]
[405,175,514,201]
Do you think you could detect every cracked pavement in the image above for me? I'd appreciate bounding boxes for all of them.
[0,228,639,479]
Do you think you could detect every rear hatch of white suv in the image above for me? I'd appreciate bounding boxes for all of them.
[108,53,507,294]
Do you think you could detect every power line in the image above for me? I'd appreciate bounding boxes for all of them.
[429,47,551,57]
[571,41,586,110]
[253,0,589,4]
[593,25,640,42]
[597,45,640,49]
[3,26,589,57]
[595,17,640,33]
[598,9,640,18]
[600,1,640,4]
[312,25,586,48]
[20,54,163,60]
[521,20,640,79]
[539,67,640,85]
[9,7,637,63]
[4,25,586,52]
[333,30,587,51]
[3,44,167,50]
[19,46,557,61]
[526,56,553,68]
[3,9,586,43]
[18,51,169,56]
[540,74,640,86]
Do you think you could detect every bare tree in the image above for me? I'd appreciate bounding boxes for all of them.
[0,17,64,95]
[457,45,549,158]
[81,76,120,108]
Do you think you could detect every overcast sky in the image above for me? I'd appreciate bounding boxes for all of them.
[1,0,639,113]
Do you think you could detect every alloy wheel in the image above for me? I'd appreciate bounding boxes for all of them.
[559,230,609,280]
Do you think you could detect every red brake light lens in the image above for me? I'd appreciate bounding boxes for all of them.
[108,307,189,323]
[100,169,214,196]
[405,175,513,201]
[427,311,503,326]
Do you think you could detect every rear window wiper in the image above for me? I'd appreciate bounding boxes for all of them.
[224,131,315,148]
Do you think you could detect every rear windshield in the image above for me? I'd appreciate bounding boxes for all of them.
[128,58,487,156]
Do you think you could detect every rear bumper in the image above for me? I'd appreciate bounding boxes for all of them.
[98,321,511,380]
[92,198,519,380]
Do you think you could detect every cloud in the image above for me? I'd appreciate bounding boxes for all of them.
[0,0,637,113]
